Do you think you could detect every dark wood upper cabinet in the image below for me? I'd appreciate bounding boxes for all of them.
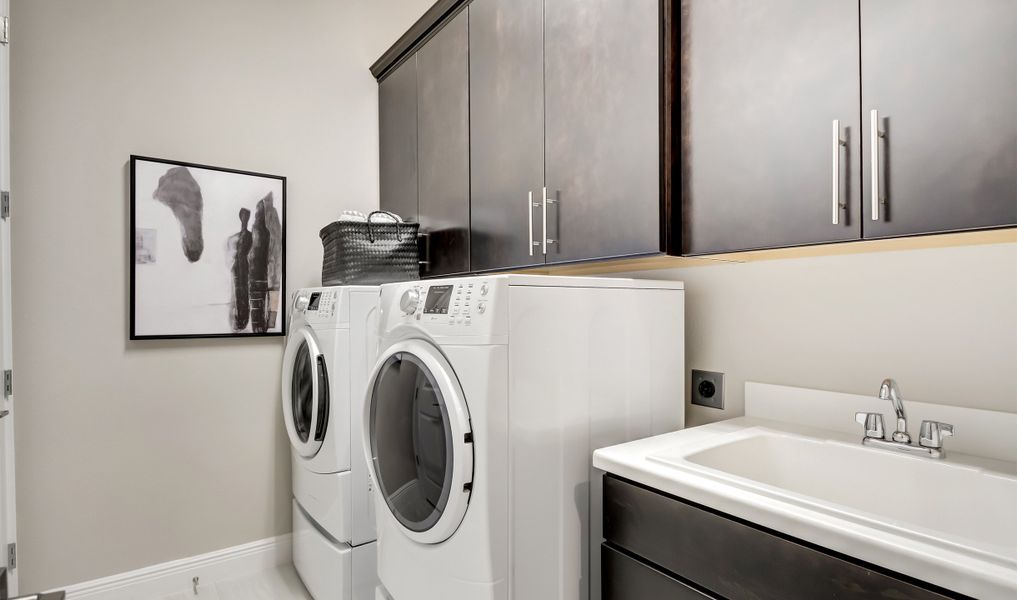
[861,0,1017,237]
[682,0,1015,254]
[375,0,1014,270]
[378,55,418,223]
[374,0,676,275]
[416,9,471,276]
[681,0,863,255]
[469,0,545,272]
[544,0,665,264]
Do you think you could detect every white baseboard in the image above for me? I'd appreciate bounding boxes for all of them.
[60,534,292,600]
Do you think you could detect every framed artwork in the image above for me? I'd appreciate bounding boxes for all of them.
[130,155,286,340]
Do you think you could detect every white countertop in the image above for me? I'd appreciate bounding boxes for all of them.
[593,416,1017,600]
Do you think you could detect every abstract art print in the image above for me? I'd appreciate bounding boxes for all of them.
[130,156,286,339]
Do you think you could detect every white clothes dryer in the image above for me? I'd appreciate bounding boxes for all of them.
[283,286,380,600]
[362,275,685,600]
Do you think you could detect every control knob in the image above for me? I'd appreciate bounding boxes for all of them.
[400,288,421,315]
[294,294,310,312]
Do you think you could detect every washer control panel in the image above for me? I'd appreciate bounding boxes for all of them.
[400,278,496,330]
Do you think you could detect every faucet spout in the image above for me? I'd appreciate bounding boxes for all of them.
[879,378,905,420]
[878,378,910,443]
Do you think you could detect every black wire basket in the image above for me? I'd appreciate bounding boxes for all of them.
[319,211,420,285]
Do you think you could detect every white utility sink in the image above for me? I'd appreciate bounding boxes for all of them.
[593,394,1017,600]
[649,429,1017,564]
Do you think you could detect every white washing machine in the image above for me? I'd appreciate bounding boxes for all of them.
[362,275,684,600]
[282,286,380,600]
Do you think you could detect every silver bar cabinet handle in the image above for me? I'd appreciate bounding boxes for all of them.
[831,119,845,225]
[542,186,548,255]
[870,109,880,221]
[528,191,534,256]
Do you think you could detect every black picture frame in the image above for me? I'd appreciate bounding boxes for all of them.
[130,155,287,340]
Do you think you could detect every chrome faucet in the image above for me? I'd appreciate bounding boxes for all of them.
[855,378,954,459]
[878,378,910,443]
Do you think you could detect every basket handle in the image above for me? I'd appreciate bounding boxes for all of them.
[365,210,407,243]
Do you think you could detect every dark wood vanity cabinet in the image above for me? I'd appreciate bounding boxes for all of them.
[682,0,1016,255]
[602,475,966,600]
[602,544,715,600]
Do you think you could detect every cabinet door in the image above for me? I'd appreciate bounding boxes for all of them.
[604,476,958,600]
[544,0,661,264]
[681,0,862,255]
[417,10,471,276]
[379,56,418,222]
[861,0,1017,237]
[602,544,715,600]
[469,0,545,271]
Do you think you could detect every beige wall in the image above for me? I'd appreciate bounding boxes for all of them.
[10,0,430,590]
[622,242,1017,427]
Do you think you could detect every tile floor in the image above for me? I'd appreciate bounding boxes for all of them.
[157,565,312,600]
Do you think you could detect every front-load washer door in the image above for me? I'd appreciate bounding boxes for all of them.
[282,326,329,458]
[365,339,474,545]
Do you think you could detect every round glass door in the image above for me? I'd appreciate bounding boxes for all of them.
[282,326,329,457]
[365,339,473,544]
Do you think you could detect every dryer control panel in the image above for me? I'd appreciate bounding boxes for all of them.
[291,287,342,326]
[424,280,487,326]
[304,289,337,318]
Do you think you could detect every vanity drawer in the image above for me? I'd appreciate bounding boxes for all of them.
[603,475,961,600]
[602,543,715,600]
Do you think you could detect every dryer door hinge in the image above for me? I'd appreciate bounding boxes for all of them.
[0,16,9,45]
[3,370,11,399]
[1,191,9,220]
[7,543,15,569]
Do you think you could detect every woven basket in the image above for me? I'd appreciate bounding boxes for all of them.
[319,211,420,285]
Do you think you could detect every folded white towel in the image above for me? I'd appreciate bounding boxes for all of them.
[338,210,368,222]
[369,211,402,223]
[337,210,405,224]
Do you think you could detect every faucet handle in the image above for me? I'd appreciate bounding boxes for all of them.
[855,412,885,439]
[919,421,954,449]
